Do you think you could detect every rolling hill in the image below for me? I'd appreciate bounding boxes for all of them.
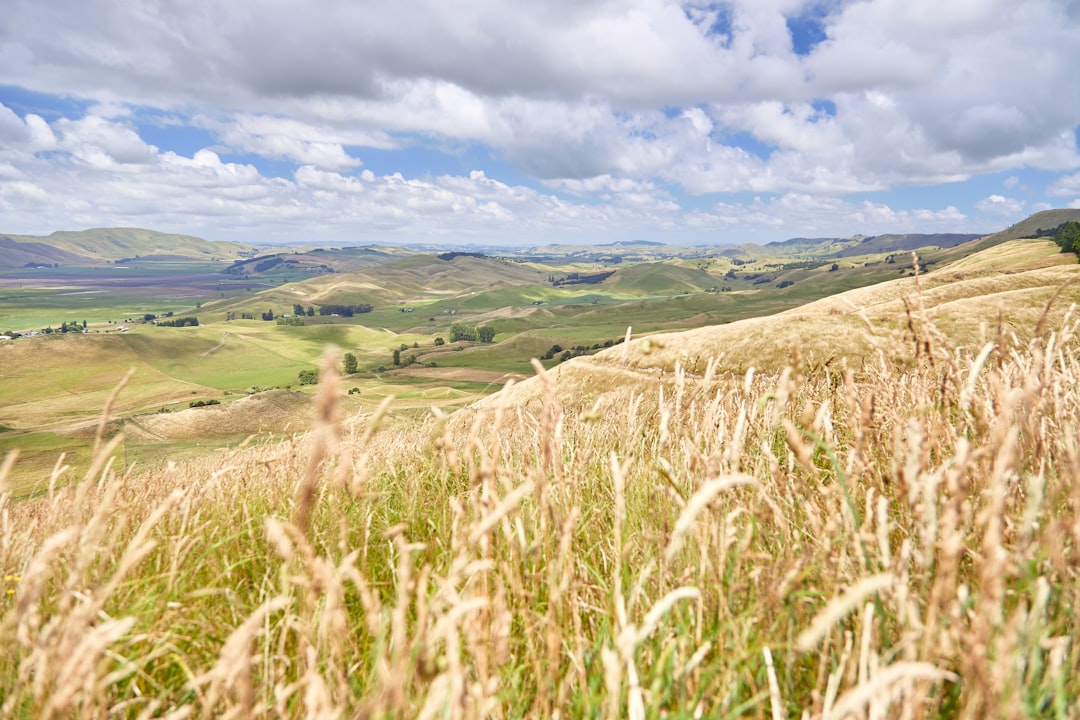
[0,227,258,267]
[965,207,1080,250]
[231,252,550,308]
[485,236,1080,409]
[600,262,719,295]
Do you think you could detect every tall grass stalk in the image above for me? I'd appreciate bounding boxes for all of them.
[1,312,1079,717]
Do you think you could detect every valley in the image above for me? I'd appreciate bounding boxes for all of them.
[2,211,1080,716]
[3,212,1079,493]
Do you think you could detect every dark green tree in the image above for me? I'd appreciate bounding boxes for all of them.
[393,349,401,366]
[450,323,477,342]
[1052,221,1080,254]
[343,352,358,374]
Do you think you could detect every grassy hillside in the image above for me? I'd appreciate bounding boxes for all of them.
[1,227,257,266]
[966,208,1080,250]
[0,237,89,268]
[602,262,718,295]
[2,277,1078,716]
[490,238,1080,408]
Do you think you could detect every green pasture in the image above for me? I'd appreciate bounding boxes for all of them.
[3,238,1041,494]
[0,430,108,497]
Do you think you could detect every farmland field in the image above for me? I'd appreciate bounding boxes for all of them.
[3,228,1078,494]
[2,225,1079,717]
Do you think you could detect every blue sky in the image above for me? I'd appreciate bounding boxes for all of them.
[2,0,1079,246]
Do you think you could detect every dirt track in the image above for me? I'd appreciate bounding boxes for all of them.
[395,367,527,384]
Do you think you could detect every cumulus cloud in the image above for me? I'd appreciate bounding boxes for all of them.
[975,194,1025,216]
[0,0,1077,243]
[1047,173,1080,198]
[686,194,970,239]
[202,114,397,170]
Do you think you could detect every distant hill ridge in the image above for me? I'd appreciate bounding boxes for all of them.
[765,232,982,257]
[0,227,257,268]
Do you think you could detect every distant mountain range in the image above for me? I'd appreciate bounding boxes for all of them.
[766,233,983,257]
[0,228,257,269]
[6,209,1080,271]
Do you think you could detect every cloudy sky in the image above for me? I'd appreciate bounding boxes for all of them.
[2,0,1079,246]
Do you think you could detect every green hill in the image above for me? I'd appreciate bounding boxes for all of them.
[966,208,1080,251]
[601,262,718,295]
[0,227,258,267]
[489,236,1080,408]
[254,253,548,307]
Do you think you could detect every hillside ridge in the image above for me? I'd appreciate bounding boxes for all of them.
[0,227,258,267]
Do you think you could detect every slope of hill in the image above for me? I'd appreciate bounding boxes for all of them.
[280,253,548,305]
[222,245,417,279]
[968,208,1080,250]
[831,232,981,257]
[0,227,258,267]
[764,233,981,258]
[486,238,1080,409]
[601,262,718,295]
[0,237,91,268]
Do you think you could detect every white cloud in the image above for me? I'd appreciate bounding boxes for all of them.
[975,194,1025,216]
[1047,173,1080,198]
[0,103,57,153]
[201,114,398,171]
[0,0,1078,243]
[685,194,971,239]
[55,115,157,166]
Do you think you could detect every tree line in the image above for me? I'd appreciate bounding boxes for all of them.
[450,322,495,343]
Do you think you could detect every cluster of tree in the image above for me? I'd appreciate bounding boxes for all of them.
[450,323,496,343]
[551,270,616,287]
[292,304,317,317]
[224,253,286,275]
[343,352,358,374]
[157,316,199,327]
[318,304,373,316]
[188,398,220,408]
[276,316,305,326]
[297,369,319,385]
[436,251,486,261]
[17,320,90,335]
[253,257,284,273]
[1051,222,1080,254]
[541,337,624,362]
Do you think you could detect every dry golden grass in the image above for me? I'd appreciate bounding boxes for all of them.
[552,242,1080,388]
[2,258,1079,717]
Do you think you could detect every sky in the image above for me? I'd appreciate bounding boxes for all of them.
[1,0,1080,247]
